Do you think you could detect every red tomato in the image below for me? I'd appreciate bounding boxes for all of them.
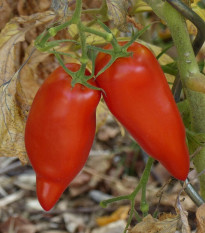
[95,42,190,181]
[25,63,101,211]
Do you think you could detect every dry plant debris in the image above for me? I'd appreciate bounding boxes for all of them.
[0,0,203,232]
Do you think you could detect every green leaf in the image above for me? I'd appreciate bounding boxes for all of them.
[198,60,205,73]
[161,62,178,76]
[186,129,205,146]
[197,0,205,9]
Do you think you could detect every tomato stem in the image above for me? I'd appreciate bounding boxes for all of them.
[78,23,88,63]
[54,52,75,78]
[82,24,113,42]
[100,156,154,231]
[34,0,129,87]
[34,0,152,87]
[82,0,108,21]
[71,0,82,24]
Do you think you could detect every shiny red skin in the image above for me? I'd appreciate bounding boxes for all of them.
[95,42,190,181]
[25,63,101,211]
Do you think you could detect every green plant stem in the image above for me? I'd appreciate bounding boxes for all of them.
[82,8,101,14]
[143,0,199,81]
[144,0,205,199]
[81,24,113,42]
[140,184,149,216]
[124,200,135,233]
[36,0,83,48]
[169,0,205,101]
[138,157,153,217]
[101,157,154,206]
[78,24,88,63]
[35,0,130,88]
[82,0,107,17]
[49,50,78,59]
[71,0,82,23]
[134,209,142,222]
[166,0,205,55]
[54,52,74,77]
[101,157,154,231]
[48,0,82,37]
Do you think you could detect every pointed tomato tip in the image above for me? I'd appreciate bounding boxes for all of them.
[36,176,68,211]
[172,165,189,181]
[177,173,188,181]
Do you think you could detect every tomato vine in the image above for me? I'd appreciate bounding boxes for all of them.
[31,0,205,229]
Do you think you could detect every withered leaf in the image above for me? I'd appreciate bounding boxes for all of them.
[0,11,55,164]
[96,205,130,226]
[131,214,178,233]
[0,72,28,164]
[106,0,129,32]
[175,195,191,233]
[196,203,205,233]
[0,0,12,30]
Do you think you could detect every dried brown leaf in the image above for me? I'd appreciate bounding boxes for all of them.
[196,203,205,233]
[51,0,70,15]
[63,213,86,233]
[69,172,92,197]
[96,205,130,226]
[0,11,55,163]
[0,216,36,233]
[0,190,25,208]
[0,74,28,164]
[97,126,120,141]
[0,0,12,30]
[106,0,129,32]
[41,231,68,233]
[131,214,178,233]
[19,43,54,103]
[96,100,110,132]
[86,154,112,174]
[111,175,139,196]
[70,172,91,187]
[17,0,51,15]
[175,195,191,233]
[158,212,179,221]
[92,220,126,233]
[96,100,126,137]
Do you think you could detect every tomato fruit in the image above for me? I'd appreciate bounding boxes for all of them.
[95,42,190,181]
[25,63,101,211]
